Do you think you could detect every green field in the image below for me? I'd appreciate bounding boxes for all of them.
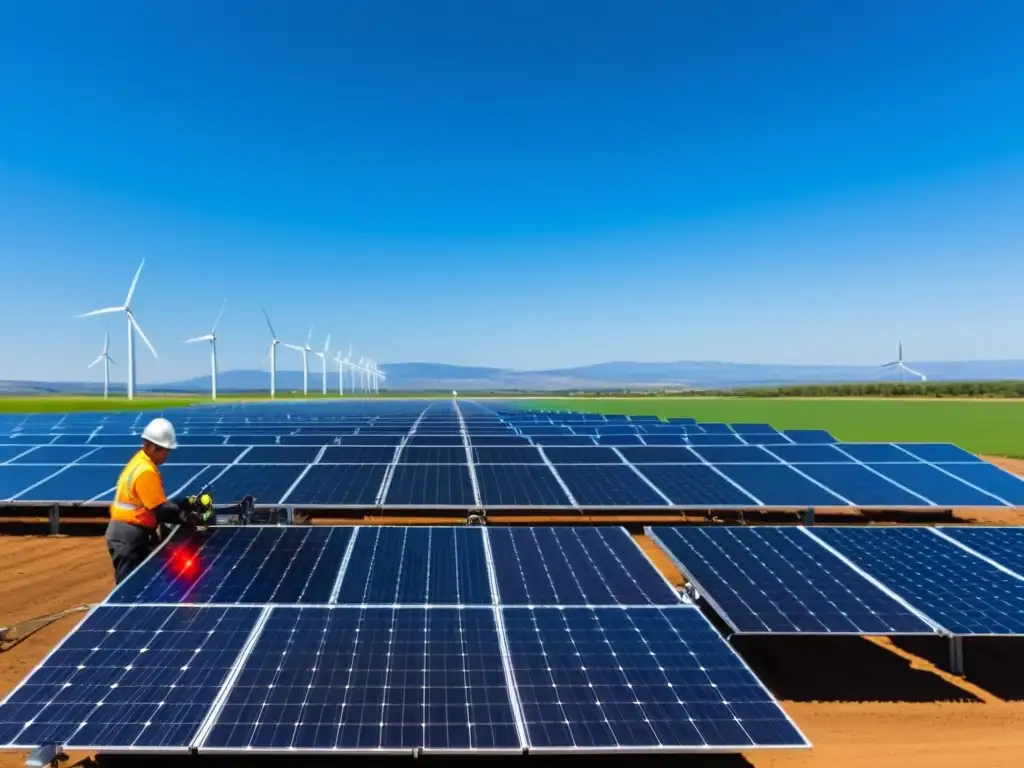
[2,394,1023,458]
[527,397,1024,458]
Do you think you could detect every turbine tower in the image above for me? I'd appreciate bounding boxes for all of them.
[75,259,157,400]
[882,341,927,382]
[314,333,331,396]
[88,331,116,399]
[284,327,314,395]
[185,298,226,400]
[341,344,354,395]
[262,305,280,398]
[334,349,345,395]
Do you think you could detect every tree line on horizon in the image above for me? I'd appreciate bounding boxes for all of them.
[558,380,1024,398]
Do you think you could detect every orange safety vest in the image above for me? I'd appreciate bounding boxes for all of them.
[109,450,163,529]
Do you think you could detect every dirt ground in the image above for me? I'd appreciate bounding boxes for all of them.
[2,459,1024,767]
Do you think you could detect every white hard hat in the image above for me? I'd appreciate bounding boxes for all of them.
[141,417,178,450]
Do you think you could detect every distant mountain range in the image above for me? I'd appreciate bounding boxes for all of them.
[3,359,1024,394]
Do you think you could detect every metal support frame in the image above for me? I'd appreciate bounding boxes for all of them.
[804,507,815,525]
[48,505,59,536]
[948,635,964,676]
[25,743,64,767]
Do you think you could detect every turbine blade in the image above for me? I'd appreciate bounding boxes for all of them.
[212,297,227,333]
[306,327,313,347]
[107,355,117,365]
[103,330,110,354]
[125,259,145,307]
[283,343,303,351]
[88,356,103,368]
[76,306,123,318]
[261,305,278,339]
[323,333,331,353]
[184,335,211,343]
[129,313,158,358]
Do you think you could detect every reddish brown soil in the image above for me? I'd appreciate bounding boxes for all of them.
[1,455,1023,767]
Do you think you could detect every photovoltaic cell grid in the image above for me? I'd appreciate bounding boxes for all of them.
[0,524,810,754]
[648,526,936,635]
[0,400,1018,509]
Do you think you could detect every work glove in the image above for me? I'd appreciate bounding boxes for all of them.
[182,492,215,528]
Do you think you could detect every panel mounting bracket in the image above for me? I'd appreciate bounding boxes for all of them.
[25,743,64,768]
[948,635,964,676]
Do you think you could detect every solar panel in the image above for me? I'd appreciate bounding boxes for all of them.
[470,435,532,447]
[488,527,678,605]
[320,446,397,464]
[239,446,321,464]
[782,429,837,444]
[791,463,929,506]
[11,465,115,503]
[638,434,688,446]
[384,464,475,506]
[164,446,246,465]
[937,527,1024,578]
[713,464,846,506]
[865,463,1006,506]
[649,526,936,634]
[811,527,1024,635]
[0,445,33,463]
[618,446,701,464]
[761,444,852,463]
[0,605,262,749]
[472,446,544,464]
[739,433,793,445]
[108,527,354,605]
[935,464,1024,505]
[9,446,97,464]
[407,435,464,447]
[474,464,572,506]
[543,446,622,464]
[691,446,778,464]
[895,443,981,462]
[501,606,808,751]
[206,465,306,506]
[554,464,669,507]
[834,443,916,463]
[594,434,644,446]
[335,527,491,605]
[400,446,468,464]
[199,606,520,752]
[0,465,63,501]
[285,464,388,505]
[634,465,758,506]
[687,434,744,446]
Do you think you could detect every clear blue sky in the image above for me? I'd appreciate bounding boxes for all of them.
[1,0,1022,382]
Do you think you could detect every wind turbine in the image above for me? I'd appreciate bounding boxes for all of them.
[374,362,386,394]
[314,333,331,396]
[284,327,314,395]
[334,349,345,395]
[262,305,280,398]
[184,298,226,399]
[75,259,157,400]
[88,331,116,399]
[356,357,369,394]
[882,341,927,382]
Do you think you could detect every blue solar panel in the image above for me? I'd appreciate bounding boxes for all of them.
[783,429,837,444]
[319,446,397,463]
[594,434,644,446]
[543,446,622,464]
[400,446,467,464]
[731,423,778,434]
[688,434,744,446]
[11,465,116,503]
[225,435,278,445]
[75,446,147,464]
[938,528,1024,577]
[407,435,464,446]
[691,446,779,464]
[200,606,520,752]
[502,606,807,751]
[164,446,246,465]
[472,446,544,464]
[488,527,678,605]
[109,527,354,605]
[0,445,33,463]
[811,527,1024,635]
[555,464,669,507]
[649,526,935,634]
[475,464,572,506]
[335,527,491,604]
[739,433,793,445]
[698,423,735,434]
[713,465,846,506]
[762,444,852,463]
[638,434,688,445]
[935,464,1024,505]
[9,446,97,464]
[239,446,321,464]
[896,443,982,463]
[285,464,388,505]
[635,465,758,506]
[0,465,63,501]
[206,464,305,505]
[470,435,532,447]
[866,463,1006,506]
[791,464,929,506]
[0,605,262,749]
[384,464,475,506]
[336,434,403,446]
[834,443,918,463]
[618,446,701,464]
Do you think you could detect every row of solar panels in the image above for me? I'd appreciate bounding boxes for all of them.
[650,525,1024,637]
[2,449,1022,507]
[0,525,809,754]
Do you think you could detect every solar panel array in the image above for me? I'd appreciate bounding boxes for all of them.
[0,525,810,755]
[1,400,1021,510]
[650,525,1024,637]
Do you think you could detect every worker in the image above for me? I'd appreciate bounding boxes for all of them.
[105,417,215,584]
